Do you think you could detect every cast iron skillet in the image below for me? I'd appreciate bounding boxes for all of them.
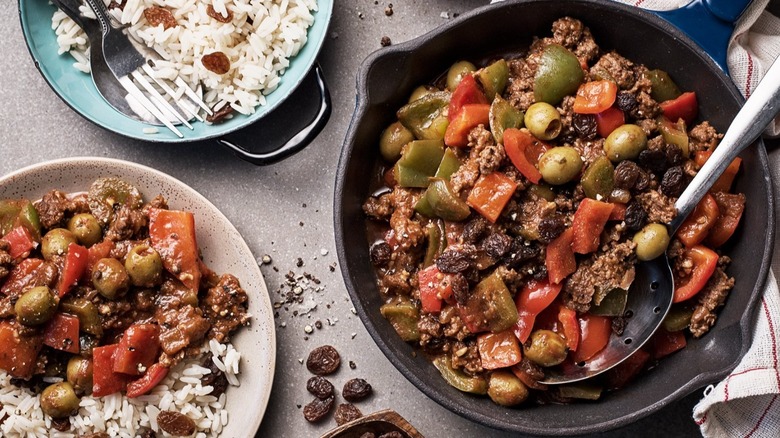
[335,0,774,435]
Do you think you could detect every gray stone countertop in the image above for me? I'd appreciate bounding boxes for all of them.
[2,0,776,437]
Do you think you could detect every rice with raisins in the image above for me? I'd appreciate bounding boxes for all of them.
[51,0,317,118]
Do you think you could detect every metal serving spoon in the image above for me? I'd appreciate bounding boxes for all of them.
[543,56,780,384]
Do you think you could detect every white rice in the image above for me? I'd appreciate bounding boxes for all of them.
[51,0,318,117]
[0,341,241,437]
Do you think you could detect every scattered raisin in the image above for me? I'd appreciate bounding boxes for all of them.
[201,354,229,398]
[206,104,234,124]
[462,217,488,243]
[202,52,231,75]
[572,113,597,140]
[334,403,363,426]
[660,166,685,197]
[157,411,196,437]
[51,417,70,432]
[538,215,566,243]
[343,378,373,402]
[624,201,648,231]
[108,0,126,10]
[380,36,392,47]
[80,434,111,438]
[614,160,640,190]
[450,273,470,305]
[144,7,177,29]
[369,241,392,267]
[307,345,341,375]
[482,233,512,258]
[307,376,335,400]
[616,91,638,113]
[303,396,334,422]
[638,148,668,174]
[435,245,475,273]
[207,4,233,22]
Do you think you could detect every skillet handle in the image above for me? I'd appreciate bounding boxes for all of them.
[216,63,331,166]
[654,0,752,74]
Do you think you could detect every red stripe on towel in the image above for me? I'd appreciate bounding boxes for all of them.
[762,298,780,391]
[745,51,755,98]
[634,0,645,6]
[745,394,778,438]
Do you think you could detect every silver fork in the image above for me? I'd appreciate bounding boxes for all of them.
[82,0,213,137]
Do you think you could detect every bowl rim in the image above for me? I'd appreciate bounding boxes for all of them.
[17,0,333,143]
[334,0,775,434]
[0,156,276,437]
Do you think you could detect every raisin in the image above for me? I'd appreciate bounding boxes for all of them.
[108,0,126,10]
[614,160,640,190]
[624,201,648,231]
[207,4,233,22]
[659,166,685,197]
[665,143,685,167]
[343,378,373,402]
[81,434,111,438]
[206,104,234,124]
[303,396,334,422]
[502,240,540,269]
[201,354,229,398]
[572,113,597,140]
[450,273,470,305]
[462,217,488,243]
[616,91,638,113]
[51,417,70,432]
[638,148,668,174]
[482,233,512,258]
[144,7,177,29]
[538,215,566,244]
[334,403,363,426]
[369,241,392,267]
[306,345,341,375]
[157,411,196,436]
[202,52,231,75]
[306,376,335,400]
[634,168,651,191]
[532,265,549,281]
[435,245,475,273]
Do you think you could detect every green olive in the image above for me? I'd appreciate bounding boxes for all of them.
[446,60,477,91]
[92,258,130,300]
[41,228,77,260]
[14,286,59,326]
[125,244,163,287]
[66,356,93,394]
[380,121,415,162]
[67,213,102,247]
[633,223,671,261]
[40,382,80,419]
[524,102,562,140]
[408,85,434,103]
[538,146,583,185]
[525,329,568,367]
[604,124,648,162]
[487,370,529,406]
[582,156,615,200]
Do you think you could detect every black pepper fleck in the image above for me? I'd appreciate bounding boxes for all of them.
[349,360,356,369]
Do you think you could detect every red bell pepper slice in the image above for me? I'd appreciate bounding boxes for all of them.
[0,320,43,379]
[149,208,201,293]
[417,265,453,313]
[595,106,625,138]
[113,324,161,375]
[126,363,169,398]
[444,104,491,147]
[609,203,626,221]
[466,172,517,223]
[660,91,698,125]
[557,305,580,351]
[477,330,523,370]
[572,314,611,363]
[545,228,576,285]
[571,199,615,254]
[513,279,562,343]
[503,128,549,184]
[86,239,114,279]
[93,344,131,397]
[1,226,35,260]
[43,313,80,354]
[448,74,488,121]
[650,328,687,359]
[706,193,745,248]
[511,365,548,391]
[0,258,44,296]
[677,194,719,248]
[573,80,618,114]
[673,245,719,303]
[604,349,650,390]
[57,242,88,297]
[694,151,742,193]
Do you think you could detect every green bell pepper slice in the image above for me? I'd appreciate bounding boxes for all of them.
[380,298,421,342]
[435,148,462,180]
[662,303,695,332]
[645,69,682,103]
[394,140,445,188]
[460,270,518,333]
[425,178,471,221]
[489,95,524,144]
[423,219,447,267]
[558,383,603,400]
[590,288,628,316]
[397,91,451,140]
[60,298,103,337]
[658,116,690,158]
[433,355,488,394]
[534,44,584,105]
[476,59,509,101]
[0,199,41,240]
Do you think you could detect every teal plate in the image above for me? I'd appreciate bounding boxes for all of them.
[18,0,332,143]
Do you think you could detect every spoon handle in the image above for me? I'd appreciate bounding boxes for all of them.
[671,56,780,232]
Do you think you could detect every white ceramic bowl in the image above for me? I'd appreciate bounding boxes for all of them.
[0,157,275,437]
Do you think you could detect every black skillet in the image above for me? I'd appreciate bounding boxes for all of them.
[335,0,774,434]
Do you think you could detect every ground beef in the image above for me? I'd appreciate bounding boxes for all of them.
[636,190,676,224]
[0,242,12,283]
[385,187,425,251]
[690,259,735,338]
[572,137,606,166]
[467,125,505,175]
[156,302,211,364]
[562,241,637,312]
[200,274,250,342]
[636,118,658,136]
[507,194,557,241]
[507,57,538,112]
[451,340,482,375]
[551,16,600,63]
[376,249,419,296]
[688,121,722,153]
[104,204,146,242]
[363,193,393,221]
[449,154,481,196]
[591,52,636,90]
[34,190,72,229]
